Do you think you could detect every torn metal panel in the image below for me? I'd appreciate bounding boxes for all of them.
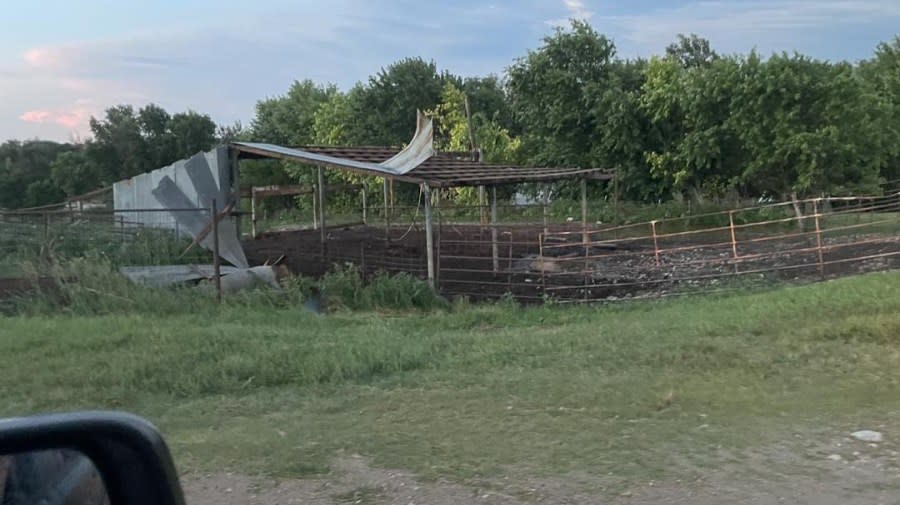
[231,142,418,180]
[152,176,249,268]
[120,265,240,287]
[379,110,435,174]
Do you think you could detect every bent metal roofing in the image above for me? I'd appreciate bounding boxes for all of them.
[230,142,613,188]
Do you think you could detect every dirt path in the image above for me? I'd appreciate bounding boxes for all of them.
[182,432,900,505]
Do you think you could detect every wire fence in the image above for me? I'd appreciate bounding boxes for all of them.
[0,208,216,277]
[2,191,898,305]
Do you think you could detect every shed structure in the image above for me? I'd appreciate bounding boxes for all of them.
[229,139,613,290]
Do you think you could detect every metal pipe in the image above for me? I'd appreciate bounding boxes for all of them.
[317,167,326,254]
[423,183,435,289]
[211,199,222,303]
[383,178,391,243]
[491,186,499,273]
[250,188,258,239]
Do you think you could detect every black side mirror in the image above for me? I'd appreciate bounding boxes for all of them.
[0,411,185,505]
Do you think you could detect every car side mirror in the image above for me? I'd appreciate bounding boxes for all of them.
[0,411,185,505]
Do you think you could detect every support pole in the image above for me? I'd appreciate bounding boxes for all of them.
[814,198,825,277]
[491,186,499,273]
[581,178,589,249]
[231,150,242,238]
[361,187,368,225]
[250,188,258,239]
[317,166,326,258]
[312,181,318,229]
[542,184,550,235]
[728,210,739,274]
[211,199,222,303]
[651,220,660,268]
[613,170,620,226]
[479,185,488,227]
[383,177,391,243]
[422,183,435,289]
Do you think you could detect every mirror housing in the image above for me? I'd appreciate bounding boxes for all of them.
[0,411,185,505]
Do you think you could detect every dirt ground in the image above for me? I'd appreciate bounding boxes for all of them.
[183,430,900,505]
[243,223,899,303]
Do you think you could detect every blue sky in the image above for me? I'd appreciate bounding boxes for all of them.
[2,0,898,142]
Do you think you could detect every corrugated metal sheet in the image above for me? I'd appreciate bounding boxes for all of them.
[379,110,435,174]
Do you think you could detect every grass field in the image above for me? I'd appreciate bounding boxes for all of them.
[2,271,900,495]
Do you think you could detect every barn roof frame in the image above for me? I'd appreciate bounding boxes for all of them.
[230,142,614,188]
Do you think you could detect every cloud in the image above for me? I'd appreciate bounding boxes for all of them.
[22,47,65,67]
[19,102,95,130]
[563,0,593,20]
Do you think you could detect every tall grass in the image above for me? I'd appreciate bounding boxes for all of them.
[8,259,448,317]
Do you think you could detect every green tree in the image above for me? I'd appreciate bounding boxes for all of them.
[665,34,718,68]
[0,140,72,208]
[859,36,900,182]
[343,57,447,146]
[250,80,338,145]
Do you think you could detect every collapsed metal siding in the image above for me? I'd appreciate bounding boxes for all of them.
[113,146,230,230]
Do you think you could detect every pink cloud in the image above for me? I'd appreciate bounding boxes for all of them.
[19,105,94,131]
[19,110,52,123]
[23,47,64,68]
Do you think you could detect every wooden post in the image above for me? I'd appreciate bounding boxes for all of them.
[383,177,391,243]
[651,220,660,267]
[539,233,546,299]
[317,166,326,258]
[422,183,435,289]
[491,186,499,273]
[814,198,825,277]
[361,187,368,225]
[211,199,222,303]
[250,188,258,239]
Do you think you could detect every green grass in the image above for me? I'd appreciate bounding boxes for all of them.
[1,271,900,490]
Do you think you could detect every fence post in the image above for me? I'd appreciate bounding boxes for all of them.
[211,199,222,303]
[651,220,661,268]
[814,198,825,278]
[728,210,740,274]
[250,187,258,239]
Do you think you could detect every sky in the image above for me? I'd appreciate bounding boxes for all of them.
[1,0,898,142]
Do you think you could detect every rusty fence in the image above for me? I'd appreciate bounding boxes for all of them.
[535,193,900,303]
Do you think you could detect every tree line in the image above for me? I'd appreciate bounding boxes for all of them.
[1,21,898,210]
